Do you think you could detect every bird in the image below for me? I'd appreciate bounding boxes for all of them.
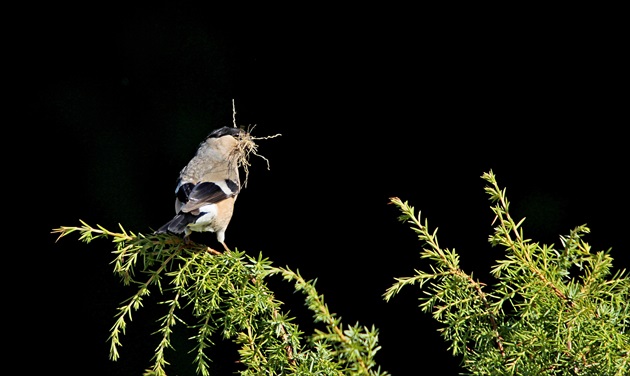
[155,126,247,252]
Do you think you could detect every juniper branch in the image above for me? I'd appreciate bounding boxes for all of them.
[386,169,630,375]
[385,197,505,358]
[483,171,572,305]
[273,267,385,375]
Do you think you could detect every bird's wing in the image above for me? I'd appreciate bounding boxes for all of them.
[178,179,239,213]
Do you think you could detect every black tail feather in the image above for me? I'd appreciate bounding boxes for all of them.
[155,213,197,234]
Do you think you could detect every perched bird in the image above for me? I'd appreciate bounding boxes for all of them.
[156,126,247,251]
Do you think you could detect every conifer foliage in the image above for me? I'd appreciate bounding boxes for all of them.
[53,170,629,375]
[385,170,629,375]
[52,224,387,375]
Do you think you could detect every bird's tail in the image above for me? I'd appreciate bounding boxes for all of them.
[155,213,195,234]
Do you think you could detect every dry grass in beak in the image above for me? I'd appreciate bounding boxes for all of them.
[231,126,281,188]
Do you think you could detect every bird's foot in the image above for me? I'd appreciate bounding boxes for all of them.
[206,247,222,255]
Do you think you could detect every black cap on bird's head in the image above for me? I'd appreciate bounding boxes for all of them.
[207,127,244,139]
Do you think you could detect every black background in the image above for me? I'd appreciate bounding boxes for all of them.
[14,3,627,375]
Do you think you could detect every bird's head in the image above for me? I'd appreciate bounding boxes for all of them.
[207,125,280,188]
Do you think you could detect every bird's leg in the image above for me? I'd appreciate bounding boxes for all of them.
[221,241,231,252]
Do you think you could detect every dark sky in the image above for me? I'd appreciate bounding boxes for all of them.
[15,3,627,375]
